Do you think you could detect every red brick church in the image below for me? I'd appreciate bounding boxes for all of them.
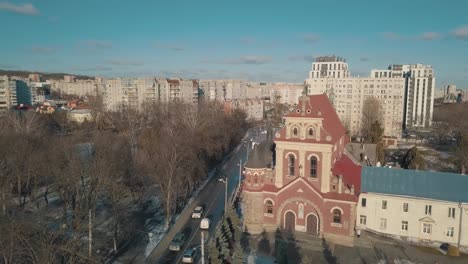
[242,94,362,243]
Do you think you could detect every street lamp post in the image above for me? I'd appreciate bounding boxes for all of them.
[201,231,205,264]
[238,158,242,190]
[458,202,463,252]
[224,176,228,219]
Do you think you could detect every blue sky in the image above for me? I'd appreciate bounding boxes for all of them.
[1,0,468,87]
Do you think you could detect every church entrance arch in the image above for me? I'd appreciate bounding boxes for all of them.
[306,213,319,235]
[284,211,296,231]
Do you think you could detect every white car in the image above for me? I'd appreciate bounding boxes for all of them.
[182,247,198,263]
[191,206,203,219]
[200,218,210,229]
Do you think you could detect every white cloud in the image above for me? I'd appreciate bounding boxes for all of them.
[80,40,112,49]
[302,33,320,43]
[420,32,442,40]
[238,56,271,65]
[288,55,315,62]
[155,43,184,51]
[31,46,56,53]
[452,25,468,40]
[203,56,272,65]
[0,2,39,15]
[74,66,113,71]
[240,37,256,44]
[382,32,400,40]
[105,59,144,66]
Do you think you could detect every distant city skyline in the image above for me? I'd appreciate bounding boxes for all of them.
[1,0,468,87]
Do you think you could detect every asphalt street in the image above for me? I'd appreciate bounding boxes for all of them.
[144,127,265,264]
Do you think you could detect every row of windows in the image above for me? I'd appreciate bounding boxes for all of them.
[288,154,317,178]
[362,198,457,218]
[359,215,455,237]
[264,201,343,224]
[291,127,314,137]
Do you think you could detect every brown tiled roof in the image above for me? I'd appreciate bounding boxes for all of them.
[277,94,346,144]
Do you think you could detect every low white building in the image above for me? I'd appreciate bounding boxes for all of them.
[357,167,468,252]
[68,109,93,124]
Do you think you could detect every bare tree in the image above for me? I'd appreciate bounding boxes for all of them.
[361,97,381,140]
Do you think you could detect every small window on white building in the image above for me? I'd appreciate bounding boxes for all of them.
[401,221,408,231]
[382,200,387,210]
[425,205,432,215]
[403,203,408,212]
[422,223,432,234]
[448,207,456,218]
[380,218,387,230]
[446,227,454,237]
[361,198,367,207]
[359,215,367,226]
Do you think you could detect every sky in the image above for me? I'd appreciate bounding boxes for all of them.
[1,0,468,87]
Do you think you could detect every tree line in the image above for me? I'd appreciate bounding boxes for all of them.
[0,99,250,263]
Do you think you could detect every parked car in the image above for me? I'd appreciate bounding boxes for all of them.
[192,206,204,219]
[182,247,198,263]
[200,218,210,229]
[169,232,186,251]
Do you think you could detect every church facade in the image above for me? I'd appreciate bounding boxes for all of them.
[242,94,362,244]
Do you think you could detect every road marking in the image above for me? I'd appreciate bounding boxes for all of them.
[175,179,224,264]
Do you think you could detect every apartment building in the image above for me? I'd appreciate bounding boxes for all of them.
[101,78,124,111]
[224,99,264,121]
[372,64,435,128]
[306,57,405,138]
[357,167,468,252]
[49,79,98,97]
[0,75,17,112]
[156,78,198,104]
[269,83,304,105]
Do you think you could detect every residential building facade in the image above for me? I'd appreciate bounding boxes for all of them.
[357,167,468,252]
[49,79,98,97]
[224,99,264,121]
[269,83,304,105]
[372,64,435,128]
[0,75,17,112]
[306,57,405,138]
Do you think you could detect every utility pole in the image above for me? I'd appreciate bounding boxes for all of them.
[238,158,242,189]
[201,231,205,264]
[458,202,463,252]
[224,176,228,218]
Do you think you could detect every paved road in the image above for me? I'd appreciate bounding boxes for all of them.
[143,127,265,264]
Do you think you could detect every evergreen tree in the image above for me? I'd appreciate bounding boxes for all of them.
[402,146,426,170]
[369,120,384,143]
[231,240,245,264]
[208,238,223,264]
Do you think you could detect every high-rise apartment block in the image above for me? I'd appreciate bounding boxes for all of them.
[306,57,405,138]
[49,78,98,97]
[372,64,435,128]
[0,76,17,112]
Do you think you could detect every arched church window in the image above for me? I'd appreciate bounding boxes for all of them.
[333,209,342,224]
[254,175,258,184]
[288,155,295,176]
[292,127,298,137]
[265,200,273,214]
[308,128,314,137]
[310,157,317,178]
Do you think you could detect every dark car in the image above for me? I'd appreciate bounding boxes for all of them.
[169,232,186,251]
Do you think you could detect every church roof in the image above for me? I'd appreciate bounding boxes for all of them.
[278,94,347,144]
[332,153,362,195]
[362,167,468,203]
[245,139,274,169]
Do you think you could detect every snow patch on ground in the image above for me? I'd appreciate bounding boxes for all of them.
[144,223,168,257]
[377,259,423,264]
[247,252,275,264]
